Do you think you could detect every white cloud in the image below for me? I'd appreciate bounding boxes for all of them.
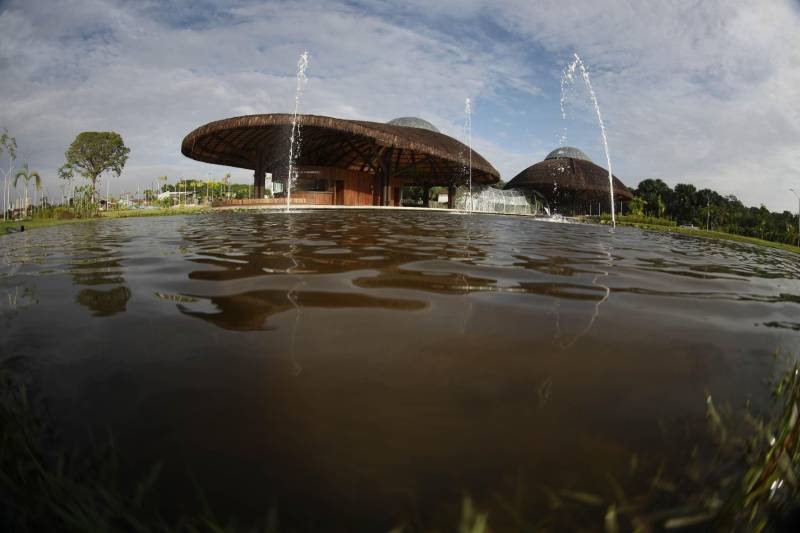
[497,0,800,210]
[1,0,799,212]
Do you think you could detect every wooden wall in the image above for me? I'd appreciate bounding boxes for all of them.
[299,166,375,206]
[292,166,433,207]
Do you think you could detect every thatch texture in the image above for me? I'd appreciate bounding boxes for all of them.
[504,157,633,200]
[181,114,499,185]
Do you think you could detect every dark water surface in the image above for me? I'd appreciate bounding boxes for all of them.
[1,210,799,530]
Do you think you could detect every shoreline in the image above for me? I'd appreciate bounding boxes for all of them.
[0,206,211,234]
[605,219,800,255]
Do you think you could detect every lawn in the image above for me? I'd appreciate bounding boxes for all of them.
[1,206,209,235]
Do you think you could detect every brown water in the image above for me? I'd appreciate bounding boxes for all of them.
[1,210,799,530]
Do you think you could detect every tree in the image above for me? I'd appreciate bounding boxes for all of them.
[635,179,672,218]
[656,195,666,218]
[58,164,75,204]
[671,183,697,224]
[1,129,17,220]
[64,132,130,199]
[628,196,647,216]
[13,163,41,218]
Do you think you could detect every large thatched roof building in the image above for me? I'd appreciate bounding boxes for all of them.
[504,147,633,215]
[182,113,499,207]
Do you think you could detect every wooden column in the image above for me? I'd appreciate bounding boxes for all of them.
[422,183,430,208]
[447,182,455,209]
[253,157,266,199]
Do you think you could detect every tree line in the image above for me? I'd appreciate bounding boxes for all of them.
[629,179,799,246]
[3,128,129,220]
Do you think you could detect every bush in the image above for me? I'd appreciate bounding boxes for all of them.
[54,207,76,220]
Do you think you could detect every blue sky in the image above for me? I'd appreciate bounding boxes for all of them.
[1,0,800,212]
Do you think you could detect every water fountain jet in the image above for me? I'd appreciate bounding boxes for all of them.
[287,51,310,212]
[464,98,473,214]
[561,53,616,228]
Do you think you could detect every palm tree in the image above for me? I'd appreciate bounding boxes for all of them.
[222,173,231,199]
[14,163,41,219]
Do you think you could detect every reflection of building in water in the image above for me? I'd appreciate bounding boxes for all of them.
[181,114,499,208]
[177,290,426,331]
[504,147,633,216]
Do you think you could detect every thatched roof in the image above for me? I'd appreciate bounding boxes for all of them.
[181,113,499,184]
[504,157,633,200]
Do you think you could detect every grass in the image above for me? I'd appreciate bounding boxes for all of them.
[0,358,276,533]
[0,206,210,236]
[595,215,800,255]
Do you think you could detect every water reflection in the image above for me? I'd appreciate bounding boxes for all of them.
[0,210,799,530]
[177,289,426,331]
[67,223,132,317]
[75,286,132,317]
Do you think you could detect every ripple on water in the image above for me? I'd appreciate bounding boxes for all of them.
[0,210,799,530]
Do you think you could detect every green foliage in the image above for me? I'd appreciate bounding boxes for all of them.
[58,163,75,181]
[601,213,676,227]
[635,179,799,246]
[401,186,423,206]
[64,132,130,195]
[70,184,100,218]
[0,128,17,162]
[13,163,41,190]
[628,196,647,216]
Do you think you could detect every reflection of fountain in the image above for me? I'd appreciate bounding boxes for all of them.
[287,51,310,212]
[561,53,616,228]
[285,215,304,375]
[464,98,473,214]
[552,180,559,214]
[553,244,613,349]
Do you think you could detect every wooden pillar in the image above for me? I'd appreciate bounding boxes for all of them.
[384,172,391,207]
[447,182,455,209]
[422,183,431,208]
[253,158,265,199]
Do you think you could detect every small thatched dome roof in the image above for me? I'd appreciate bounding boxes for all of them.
[386,116,440,133]
[505,150,633,200]
[545,146,592,162]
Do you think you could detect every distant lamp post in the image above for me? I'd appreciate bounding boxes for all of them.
[791,189,800,247]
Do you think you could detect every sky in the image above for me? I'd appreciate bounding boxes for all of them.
[1,0,800,212]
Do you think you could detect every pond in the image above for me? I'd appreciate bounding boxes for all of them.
[1,210,799,530]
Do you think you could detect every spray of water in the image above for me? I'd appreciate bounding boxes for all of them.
[287,51,310,211]
[558,75,570,146]
[464,98,473,213]
[562,53,616,228]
